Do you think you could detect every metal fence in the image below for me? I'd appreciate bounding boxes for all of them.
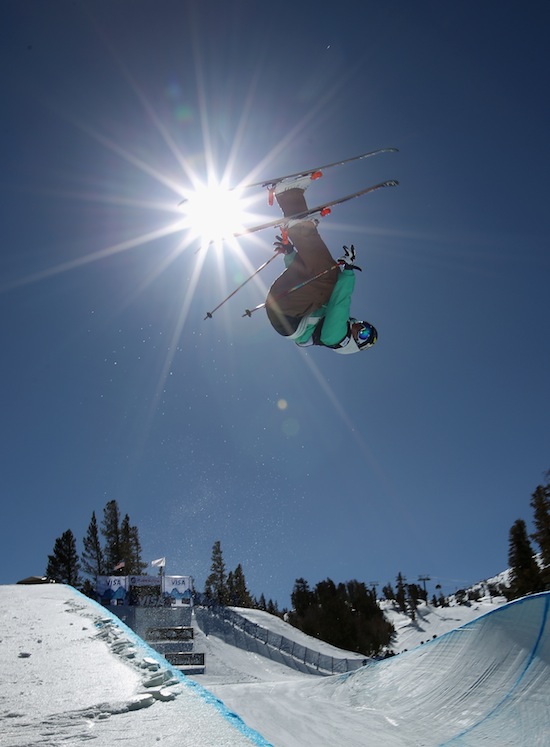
[194,606,367,676]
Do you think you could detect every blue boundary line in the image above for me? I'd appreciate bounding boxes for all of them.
[72,588,273,747]
[439,592,550,745]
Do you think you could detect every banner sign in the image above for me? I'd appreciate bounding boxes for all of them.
[96,575,129,604]
[163,575,193,600]
[128,575,161,588]
[95,574,193,606]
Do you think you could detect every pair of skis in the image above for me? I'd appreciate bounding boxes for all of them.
[230,179,398,240]
[197,147,399,319]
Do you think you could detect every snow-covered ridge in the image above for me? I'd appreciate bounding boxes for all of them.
[381,594,508,653]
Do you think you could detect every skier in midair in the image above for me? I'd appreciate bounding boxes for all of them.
[265,176,378,354]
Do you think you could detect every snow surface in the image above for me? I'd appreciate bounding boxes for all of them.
[228,606,367,660]
[380,595,508,653]
[0,585,269,747]
[2,584,550,746]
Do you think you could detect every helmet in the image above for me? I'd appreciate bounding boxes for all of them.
[333,319,378,355]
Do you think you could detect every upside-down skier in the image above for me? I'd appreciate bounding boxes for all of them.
[265,176,378,354]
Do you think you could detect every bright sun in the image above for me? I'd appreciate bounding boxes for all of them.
[179,182,253,250]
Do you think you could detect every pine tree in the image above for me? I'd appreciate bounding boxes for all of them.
[232,564,253,607]
[530,482,550,587]
[46,529,81,586]
[346,580,394,655]
[226,570,235,602]
[101,499,123,573]
[204,540,228,605]
[81,511,105,580]
[120,514,131,569]
[120,514,147,575]
[508,518,544,599]
[130,524,147,574]
[291,578,313,616]
[407,583,421,620]
[395,573,407,613]
[289,579,316,637]
[314,579,346,648]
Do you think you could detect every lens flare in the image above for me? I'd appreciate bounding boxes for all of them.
[179,183,253,250]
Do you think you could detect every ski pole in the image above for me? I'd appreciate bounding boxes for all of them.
[204,252,280,320]
[242,261,343,317]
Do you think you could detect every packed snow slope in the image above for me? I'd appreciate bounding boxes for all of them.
[2,584,550,746]
[208,593,550,746]
[0,584,270,747]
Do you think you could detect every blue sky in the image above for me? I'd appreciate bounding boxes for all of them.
[1,1,549,605]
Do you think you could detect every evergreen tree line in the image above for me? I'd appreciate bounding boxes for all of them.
[506,471,550,600]
[45,499,147,592]
[289,577,394,656]
[203,540,280,614]
[204,541,396,655]
[44,468,550,654]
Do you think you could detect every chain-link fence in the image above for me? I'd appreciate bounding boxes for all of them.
[194,606,367,676]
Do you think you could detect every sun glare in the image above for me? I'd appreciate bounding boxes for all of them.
[179,183,254,250]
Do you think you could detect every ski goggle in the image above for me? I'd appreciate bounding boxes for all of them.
[355,322,378,349]
[357,325,374,342]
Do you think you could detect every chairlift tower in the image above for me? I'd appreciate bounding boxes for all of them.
[418,575,431,597]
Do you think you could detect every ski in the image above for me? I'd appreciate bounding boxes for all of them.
[178,147,398,205]
[241,147,398,192]
[226,180,399,240]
